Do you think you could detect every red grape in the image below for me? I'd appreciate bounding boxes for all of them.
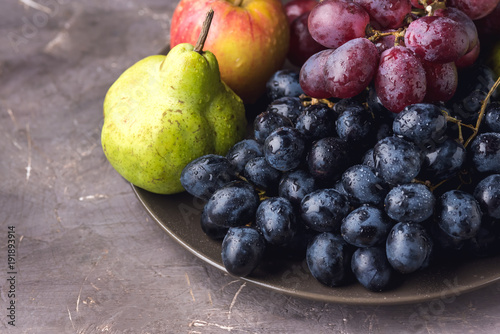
[284,0,318,24]
[353,0,412,29]
[474,2,500,40]
[299,49,334,98]
[324,38,380,98]
[404,16,469,63]
[308,0,370,49]
[455,41,480,69]
[410,0,424,9]
[375,46,427,113]
[421,60,458,103]
[434,7,479,52]
[288,12,328,67]
[447,0,500,20]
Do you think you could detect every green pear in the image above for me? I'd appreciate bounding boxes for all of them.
[101,10,246,194]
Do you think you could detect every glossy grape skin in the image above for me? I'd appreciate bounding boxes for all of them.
[470,132,500,173]
[386,222,433,274]
[341,164,388,206]
[404,16,469,63]
[437,190,483,241]
[266,97,303,123]
[253,111,294,144]
[299,49,334,99]
[266,69,305,101]
[180,154,238,200]
[226,139,263,174]
[243,157,281,195]
[306,232,354,287]
[454,42,480,69]
[422,60,458,103]
[448,0,500,20]
[284,0,318,24]
[324,38,380,99]
[308,0,370,49]
[392,103,447,144]
[256,197,297,245]
[278,169,317,206]
[351,247,395,292]
[200,208,228,240]
[341,205,393,247]
[434,7,479,52]
[203,180,260,228]
[336,104,374,143]
[473,174,500,219]
[288,12,328,67]
[307,137,352,185]
[375,46,427,113]
[362,148,375,168]
[485,102,500,133]
[300,188,350,232]
[419,137,466,182]
[373,136,423,186]
[264,127,306,172]
[221,226,266,277]
[384,183,435,223]
[353,0,412,29]
[295,104,337,142]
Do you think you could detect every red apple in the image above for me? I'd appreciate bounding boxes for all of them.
[170,0,290,103]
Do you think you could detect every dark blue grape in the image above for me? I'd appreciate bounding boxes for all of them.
[264,127,306,172]
[485,102,500,133]
[386,222,433,274]
[266,96,303,123]
[465,217,500,258]
[203,180,259,228]
[307,137,352,185]
[470,132,500,173]
[362,148,375,168]
[243,157,281,195]
[200,208,228,240]
[278,169,317,206]
[335,105,374,143]
[180,154,238,200]
[254,111,294,144]
[351,247,395,292]
[300,188,350,232]
[306,232,354,287]
[437,190,482,241]
[473,174,500,219]
[266,69,305,101]
[448,89,486,123]
[419,137,466,182]
[373,136,423,186]
[221,226,266,277]
[341,164,388,206]
[295,104,337,141]
[333,98,364,115]
[226,139,263,174]
[384,183,435,223]
[341,205,393,247]
[393,103,447,144]
[256,197,297,245]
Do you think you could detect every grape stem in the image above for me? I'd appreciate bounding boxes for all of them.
[300,94,335,109]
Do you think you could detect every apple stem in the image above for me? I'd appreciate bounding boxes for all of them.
[194,8,214,54]
[234,0,243,6]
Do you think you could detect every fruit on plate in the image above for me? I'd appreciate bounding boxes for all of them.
[170,0,290,103]
[101,10,246,194]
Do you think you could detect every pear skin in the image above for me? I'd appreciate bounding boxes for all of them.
[101,44,246,194]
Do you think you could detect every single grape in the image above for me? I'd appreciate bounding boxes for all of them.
[473,174,500,219]
[404,16,469,63]
[454,42,480,69]
[434,7,479,52]
[308,0,370,49]
[266,69,305,101]
[300,188,350,232]
[243,157,281,195]
[351,247,395,292]
[180,154,238,200]
[256,197,297,245]
[288,12,328,67]
[307,137,352,185]
[200,208,228,240]
[384,183,435,223]
[392,103,447,144]
[221,226,266,277]
[485,102,500,133]
[341,205,393,248]
[341,164,388,206]
[447,0,500,20]
[284,0,318,24]
[422,60,458,103]
[419,137,466,182]
[264,127,306,172]
[299,49,334,99]
[373,136,423,186]
[306,232,354,287]
[226,139,263,174]
[375,46,427,113]
[437,190,483,241]
[353,0,412,29]
[266,96,303,123]
[295,104,337,142]
[386,222,433,274]
[203,180,260,228]
[335,102,374,143]
[470,132,500,173]
[253,110,294,144]
[279,169,317,206]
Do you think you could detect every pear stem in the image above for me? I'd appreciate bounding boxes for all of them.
[194,8,214,54]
